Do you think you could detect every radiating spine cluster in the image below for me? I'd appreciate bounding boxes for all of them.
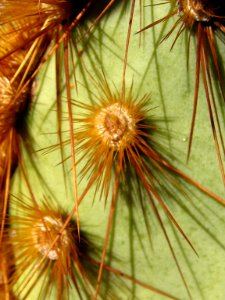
[0,1,224,299]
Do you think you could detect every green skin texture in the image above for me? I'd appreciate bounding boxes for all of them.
[11,1,225,299]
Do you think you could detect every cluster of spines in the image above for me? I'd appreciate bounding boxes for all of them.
[0,1,224,299]
[142,0,225,184]
[0,1,118,298]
